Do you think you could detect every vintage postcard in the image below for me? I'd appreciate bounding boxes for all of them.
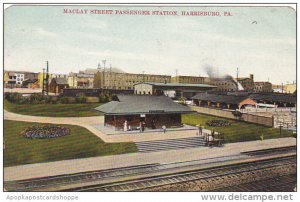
[2,2,297,199]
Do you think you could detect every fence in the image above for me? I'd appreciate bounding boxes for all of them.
[241,107,296,113]
[190,106,273,127]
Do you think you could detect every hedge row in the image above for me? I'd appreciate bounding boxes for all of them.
[4,92,117,104]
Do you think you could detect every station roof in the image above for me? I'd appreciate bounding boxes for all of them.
[192,92,296,104]
[191,93,251,105]
[249,93,296,104]
[95,95,195,115]
[134,82,216,88]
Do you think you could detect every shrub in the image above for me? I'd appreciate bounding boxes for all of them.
[178,97,187,105]
[19,97,30,104]
[75,95,87,103]
[44,96,52,104]
[4,92,10,100]
[6,92,22,103]
[99,94,109,103]
[29,93,44,104]
[109,94,118,101]
[232,111,242,117]
[58,96,69,104]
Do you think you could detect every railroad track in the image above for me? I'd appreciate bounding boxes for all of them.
[4,163,161,191]
[64,155,296,192]
[4,146,296,192]
[5,154,246,191]
[212,174,296,192]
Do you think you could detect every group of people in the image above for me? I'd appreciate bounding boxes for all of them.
[197,125,224,146]
[197,125,216,140]
[23,125,70,139]
[123,120,167,133]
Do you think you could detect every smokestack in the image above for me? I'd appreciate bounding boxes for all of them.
[250,74,254,81]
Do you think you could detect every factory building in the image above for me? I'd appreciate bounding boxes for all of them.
[94,71,171,90]
[134,82,216,99]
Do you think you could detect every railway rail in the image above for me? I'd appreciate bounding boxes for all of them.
[212,174,296,192]
[64,155,296,192]
[4,146,296,192]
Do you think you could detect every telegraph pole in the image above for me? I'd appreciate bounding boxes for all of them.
[102,60,106,89]
[236,67,239,91]
[46,61,49,95]
[42,68,45,95]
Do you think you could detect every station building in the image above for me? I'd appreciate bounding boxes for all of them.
[249,93,296,107]
[191,93,257,110]
[94,95,195,130]
[49,78,69,94]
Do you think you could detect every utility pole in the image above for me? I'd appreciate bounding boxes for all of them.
[42,68,45,95]
[45,61,49,95]
[281,82,284,94]
[102,60,106,89]
[279,123,282,136]
[175,69,178,83]
[236,67,239,91]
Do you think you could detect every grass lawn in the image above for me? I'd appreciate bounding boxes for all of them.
[4,120,137,167]
[4,100,102,117]
[182,113,294,143]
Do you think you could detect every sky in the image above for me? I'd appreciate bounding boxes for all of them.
[4,5,296,84]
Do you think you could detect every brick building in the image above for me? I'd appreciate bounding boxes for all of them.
[134,82,216,98]
[237,74,254,92]
[171,76,205,84]
[94,71,171,90]
[254,82,272,93]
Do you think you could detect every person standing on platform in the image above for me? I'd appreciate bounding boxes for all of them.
[162,125,166,134]
[199,125,203,137]
[142,121,145,132]
[124,120,128,132]
[139,122,142,133]
[211,128,215,141]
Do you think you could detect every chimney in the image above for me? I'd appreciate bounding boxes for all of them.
[250,74,254,81]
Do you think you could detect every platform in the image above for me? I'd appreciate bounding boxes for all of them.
[4,137,296,181]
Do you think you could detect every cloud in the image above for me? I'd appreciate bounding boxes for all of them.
[32,27,57,38]
[85,50,158,61]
